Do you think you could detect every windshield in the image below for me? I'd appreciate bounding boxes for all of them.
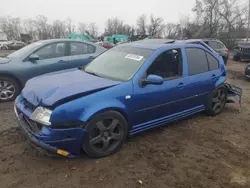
[7,41,43,59]
[84,46,154,81]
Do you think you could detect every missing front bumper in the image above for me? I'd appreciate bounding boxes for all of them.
[225,83,243,107]
[14,105,77,158]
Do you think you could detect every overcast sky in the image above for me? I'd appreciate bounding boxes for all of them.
[1,0,197,32]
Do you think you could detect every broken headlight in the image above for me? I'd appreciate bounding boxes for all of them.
[30,107,52,126]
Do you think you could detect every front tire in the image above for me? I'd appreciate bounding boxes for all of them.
[82,111,128,158]
[223,57,228,65]
[206,86,227,116]
[0,76,20,102]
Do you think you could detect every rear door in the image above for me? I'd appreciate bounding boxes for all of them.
[68,41,99,68]
[184,47,215,107]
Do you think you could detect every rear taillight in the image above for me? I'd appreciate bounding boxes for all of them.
[226,48,228,52]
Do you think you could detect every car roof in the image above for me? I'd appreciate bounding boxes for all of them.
[185,38,223,43]
[133,39,175,44]
[36,39,97,46]
[121,40,206,50]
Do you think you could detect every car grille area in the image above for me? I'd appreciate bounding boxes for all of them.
[15,96,42,135]
[15,107,42,134]
[22,98,36,112]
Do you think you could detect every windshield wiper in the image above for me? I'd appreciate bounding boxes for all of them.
[84,69,102,77]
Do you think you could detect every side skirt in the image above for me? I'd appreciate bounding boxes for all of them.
[129,105,205,135]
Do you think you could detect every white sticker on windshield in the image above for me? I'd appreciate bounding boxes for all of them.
[125,54,143,61]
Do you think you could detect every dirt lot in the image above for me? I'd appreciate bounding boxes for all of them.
[0,59,250,188]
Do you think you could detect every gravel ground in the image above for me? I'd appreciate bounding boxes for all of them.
[0,60,250,188]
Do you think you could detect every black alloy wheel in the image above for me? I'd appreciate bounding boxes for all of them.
[212,88,227,114]
[206,86,227,116]
[83,111,128,158]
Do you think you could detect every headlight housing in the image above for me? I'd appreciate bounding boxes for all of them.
[30,107,52,126]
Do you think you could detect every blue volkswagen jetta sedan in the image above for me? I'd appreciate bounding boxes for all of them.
[15,41,238,158]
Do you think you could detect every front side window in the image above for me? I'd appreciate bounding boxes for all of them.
[147,49,182,79]
[35,42,66,60]
[84,46,154,81]
[70,42,96,55]
[206,52,219,70]
[186,48,209,75]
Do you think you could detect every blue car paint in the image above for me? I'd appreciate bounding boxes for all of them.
[15,95,85,156]
[15,42,227,157]
[22,68,121,107]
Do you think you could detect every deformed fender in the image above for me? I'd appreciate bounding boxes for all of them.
[215,76,227,88]
[79,99,129,124]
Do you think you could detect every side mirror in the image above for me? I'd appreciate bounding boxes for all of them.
[29,54,39,61]
[88,56,95,60]
[142,74,164,86]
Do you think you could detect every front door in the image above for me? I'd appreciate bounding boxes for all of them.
[132,48,193,127]
[23,42,68,80]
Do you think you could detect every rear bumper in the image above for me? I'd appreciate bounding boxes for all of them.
[14,98,86,158]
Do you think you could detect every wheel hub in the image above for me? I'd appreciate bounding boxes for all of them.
[103,131,109,138]
[89,118,123,153]
[0,80,15,100]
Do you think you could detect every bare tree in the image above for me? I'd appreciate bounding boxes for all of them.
[147,15,164,37]
[87,23,98,38]
[217,0,247,44]
[23,19,37,39]
[0,16,22,40]
[122,24,135,35]
[33,15,51,40]
[51,20,66,38]
[65,18,75,35]
[193,0,221,37]
[163,23,182,39]
[136,14,147,35]
[78,22,86,34]
[104,18,124,35]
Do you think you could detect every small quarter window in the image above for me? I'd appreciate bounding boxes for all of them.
[70,42,96,55]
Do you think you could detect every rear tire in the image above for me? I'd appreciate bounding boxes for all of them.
[223,57,228,65]
[206,86,227,116]
[82,111,128,158]
[0,76,21,102]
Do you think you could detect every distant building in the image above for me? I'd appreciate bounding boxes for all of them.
[0,30,7,41]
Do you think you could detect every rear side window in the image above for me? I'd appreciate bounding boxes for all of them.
[206,52,219,70]
[70,42,96,55]
[208,41,219,49]
[217,43,225,49]
[186,48,209,75]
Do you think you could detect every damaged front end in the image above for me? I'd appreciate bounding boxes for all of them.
[225,83,243,109]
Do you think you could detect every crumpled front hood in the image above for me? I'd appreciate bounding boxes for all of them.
[22,68,121,107]
[0,57,11,64]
